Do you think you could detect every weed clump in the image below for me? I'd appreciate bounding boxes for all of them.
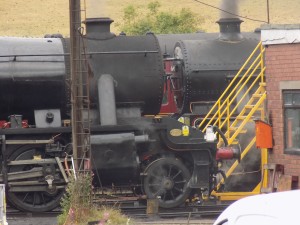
[58,173,132,225]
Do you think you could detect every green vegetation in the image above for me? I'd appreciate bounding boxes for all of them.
[58,173,131,225]
[57,173,92,225]
[118,1,204,35]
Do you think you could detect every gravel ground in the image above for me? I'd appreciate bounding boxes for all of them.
[7,214,57,225]
[7,214,216,225]
[134,218,216,225]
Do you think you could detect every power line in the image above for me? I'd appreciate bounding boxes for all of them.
[192,0,268,24]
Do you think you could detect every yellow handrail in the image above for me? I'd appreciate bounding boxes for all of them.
[216,69,266,132]
[200,41,268,196]
[198,42,266,137]
[195,41,270,199]
[198,42,264,130]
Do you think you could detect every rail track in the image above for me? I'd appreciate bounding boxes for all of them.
[7,203,227,217]
[6,199,229,223]
[122,203,228,219]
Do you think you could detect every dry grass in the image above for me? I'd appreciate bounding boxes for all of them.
[1,0,300,37]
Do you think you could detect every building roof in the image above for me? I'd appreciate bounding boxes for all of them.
[261,24,300,45]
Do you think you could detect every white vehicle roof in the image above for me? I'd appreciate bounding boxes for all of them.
[213,190,300,225]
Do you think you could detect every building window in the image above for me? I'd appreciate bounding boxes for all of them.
[283,90,300,154]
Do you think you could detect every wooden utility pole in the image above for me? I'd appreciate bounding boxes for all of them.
[267,0,270,24]
[69,0,91,171]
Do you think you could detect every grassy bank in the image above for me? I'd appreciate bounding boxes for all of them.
[0,0,299,37]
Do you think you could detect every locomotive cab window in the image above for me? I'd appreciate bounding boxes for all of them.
[283,90,300,154]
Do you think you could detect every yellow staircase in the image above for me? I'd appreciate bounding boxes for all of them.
[198,42,269,200]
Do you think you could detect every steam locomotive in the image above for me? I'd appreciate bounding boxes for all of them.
[0,17,259,212]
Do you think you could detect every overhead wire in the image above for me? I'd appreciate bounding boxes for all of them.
[192,0,268,24]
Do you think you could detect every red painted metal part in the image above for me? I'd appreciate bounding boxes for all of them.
[1,120,29,129]
[216,147,240,161]
[159,59,177,114]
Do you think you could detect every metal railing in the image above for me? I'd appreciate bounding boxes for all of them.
[198,42,266,147]
[196,42,268,198]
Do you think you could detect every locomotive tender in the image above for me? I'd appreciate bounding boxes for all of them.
[0,17,256,212]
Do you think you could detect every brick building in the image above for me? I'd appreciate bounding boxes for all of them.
[261,24,300,189]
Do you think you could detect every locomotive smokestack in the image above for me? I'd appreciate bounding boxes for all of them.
[217,18,243,41]
[217,0,243,41]
[220,0,238,18]
[85,17,115,39]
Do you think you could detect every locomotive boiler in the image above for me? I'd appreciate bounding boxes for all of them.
[0,17,238,212]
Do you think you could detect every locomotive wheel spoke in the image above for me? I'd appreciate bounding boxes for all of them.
[41,193,46,204]
[33,193,37,206]
[143,157,191,208]
[174,187,183,193]
[174,180,186,184]
[22,193,29,203]
[170,190,175,199]
[150,174,163,181]
[6,144,65,212]
[172,170,182,180]
[168,165,173,177]
[154,188,164,196]
[149,183,161,187]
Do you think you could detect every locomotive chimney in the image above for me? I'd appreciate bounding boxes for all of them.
[218,0,243,42]
[216,18,244,42]
[85,17,115,39]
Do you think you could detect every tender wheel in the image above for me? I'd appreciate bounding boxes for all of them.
[7,145,65,212]
[143,157,191,208]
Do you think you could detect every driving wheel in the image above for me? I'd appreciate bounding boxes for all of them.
[143,157,191,208]
[7,145,65,212]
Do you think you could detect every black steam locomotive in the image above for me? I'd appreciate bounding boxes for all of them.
[0,17,258,212]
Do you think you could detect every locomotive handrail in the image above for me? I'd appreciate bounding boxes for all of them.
[222,91,267,147]
[198,41,268,199]
[198,42,265,133]
[0,51,159,58]
[204,54,265,131]
[213,68,266,134]
[199,44,263,131]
